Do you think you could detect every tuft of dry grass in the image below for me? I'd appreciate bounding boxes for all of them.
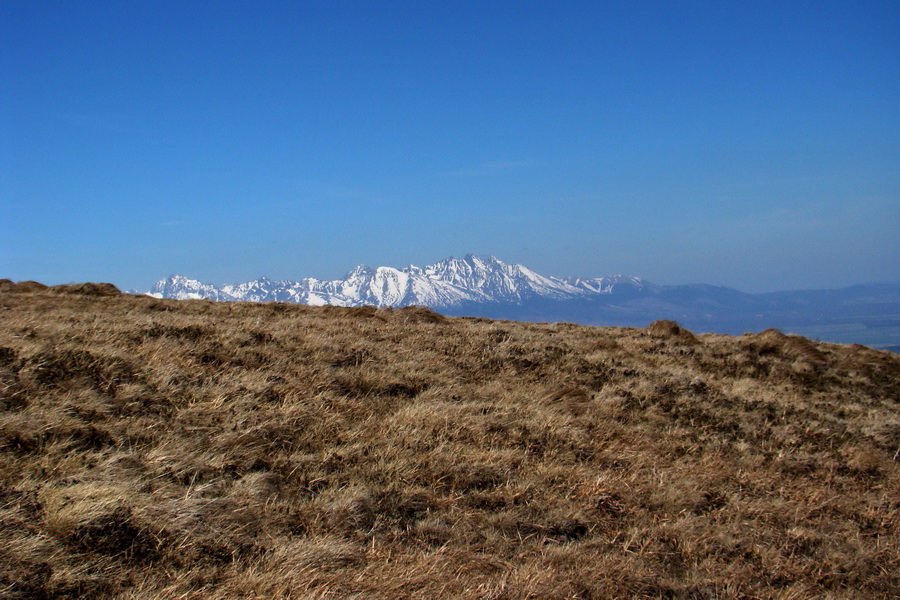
[0,283,898,598]
[646,319,699,344]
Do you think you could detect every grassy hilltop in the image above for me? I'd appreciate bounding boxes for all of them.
[1,281,899,599]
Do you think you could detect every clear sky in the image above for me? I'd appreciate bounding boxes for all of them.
[2,1,898,292]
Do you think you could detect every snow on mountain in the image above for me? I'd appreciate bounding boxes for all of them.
[148,275,239,302]
[565,275,647,294]
[424,255,584,302]
[148,255,643,308]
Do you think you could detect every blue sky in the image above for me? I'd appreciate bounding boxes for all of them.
[2,0,898,292]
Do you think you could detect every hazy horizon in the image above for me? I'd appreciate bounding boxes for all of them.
[3,1,898,294]
[144,254,900,296]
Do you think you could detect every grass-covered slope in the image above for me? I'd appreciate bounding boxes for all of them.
[1,282,898,599]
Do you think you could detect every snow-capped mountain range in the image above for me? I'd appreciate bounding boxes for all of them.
[147,254,900,349]
[149,254,645,308]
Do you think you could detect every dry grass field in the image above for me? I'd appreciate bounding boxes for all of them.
[1,281,898,599]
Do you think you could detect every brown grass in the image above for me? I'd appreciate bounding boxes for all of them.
[1,283,898,598]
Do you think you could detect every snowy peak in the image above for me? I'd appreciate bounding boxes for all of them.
[149,275,238,302]
[422,255,583,302]
[344,264,374,279]
[149,255,646,308]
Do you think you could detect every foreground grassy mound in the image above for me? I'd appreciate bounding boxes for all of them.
[0,285,898,599]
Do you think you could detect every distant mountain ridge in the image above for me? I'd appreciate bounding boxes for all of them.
[149,255,900,349]
[149,255,645,308]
